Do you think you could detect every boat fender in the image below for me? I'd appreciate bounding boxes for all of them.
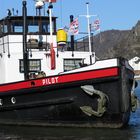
[57,29,67,46]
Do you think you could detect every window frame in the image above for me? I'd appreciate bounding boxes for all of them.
[63,59,82,72]
[19,59,41,73]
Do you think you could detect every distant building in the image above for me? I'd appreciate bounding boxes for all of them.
[129,56,140,76]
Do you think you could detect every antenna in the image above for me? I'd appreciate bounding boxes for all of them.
[16,10,18,16]
[12,8,15,16]
[7,9,12,18]
[79,2,97,54]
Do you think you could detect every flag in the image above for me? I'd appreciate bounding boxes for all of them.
[93,19,100,32]
[69,18,79,35]
[45,0,56,3]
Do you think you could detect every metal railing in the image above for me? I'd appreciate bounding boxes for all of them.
[0,34,94,53]
[61,34,94,52]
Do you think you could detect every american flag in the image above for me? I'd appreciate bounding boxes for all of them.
[93,19,100,31]
[69,18,79,35]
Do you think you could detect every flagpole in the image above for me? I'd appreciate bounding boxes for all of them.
[86,2,92,54]
[79,2,97,64]
[47,0,56,70]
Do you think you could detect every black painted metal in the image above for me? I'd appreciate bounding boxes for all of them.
[22,0,29,80]
[0,58,134,128]
[70,15,74,52]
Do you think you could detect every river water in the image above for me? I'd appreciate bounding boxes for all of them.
[0,83,140,140]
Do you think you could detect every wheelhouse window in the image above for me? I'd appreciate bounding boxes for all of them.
[64,59,82,72]
[28,20,39,33]
[19,59,41,73]
[3,25,8,33]
[42,21,49,33]
[0,16,57,36]
[0,24,3,35]
[11,21,23,33]
[28,25,39,33]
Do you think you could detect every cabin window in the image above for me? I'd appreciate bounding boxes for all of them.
[13,25,23,33]
[19,59,41,73]
[10,21,23,33]
[0,24,3,35]
[64,59,82,72]
[28,20,40,33]
[47,24,54,33]
[42,21,49,33]
[3,25,8,33]
[28,25,39,33]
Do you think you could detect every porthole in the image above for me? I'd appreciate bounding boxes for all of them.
[0,99,3,106]
[11,97,16,104]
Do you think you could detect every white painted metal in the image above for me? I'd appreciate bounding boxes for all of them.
[0,33,133,84]
[63,58,118,74]
[0,34,96,84]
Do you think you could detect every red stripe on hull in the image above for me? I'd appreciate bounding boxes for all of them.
[0,67,119,92]
[59,67,118,83]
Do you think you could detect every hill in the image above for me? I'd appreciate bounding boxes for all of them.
[92,20,140,60]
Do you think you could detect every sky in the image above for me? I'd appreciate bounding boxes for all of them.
[0,0,140,35]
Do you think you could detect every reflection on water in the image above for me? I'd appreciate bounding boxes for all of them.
[0,124,140,140]
[0,84,140,140]
[0,125,138,140]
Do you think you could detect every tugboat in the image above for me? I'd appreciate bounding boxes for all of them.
[0,0,137,128]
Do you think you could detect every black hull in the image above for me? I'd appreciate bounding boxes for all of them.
[0,58,134,128]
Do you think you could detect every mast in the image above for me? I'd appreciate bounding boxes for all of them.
[86,2,92,54]
[79,2,97,64]
[48,1,53,43]
[48,0,56,70]
[22,0,29,80]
